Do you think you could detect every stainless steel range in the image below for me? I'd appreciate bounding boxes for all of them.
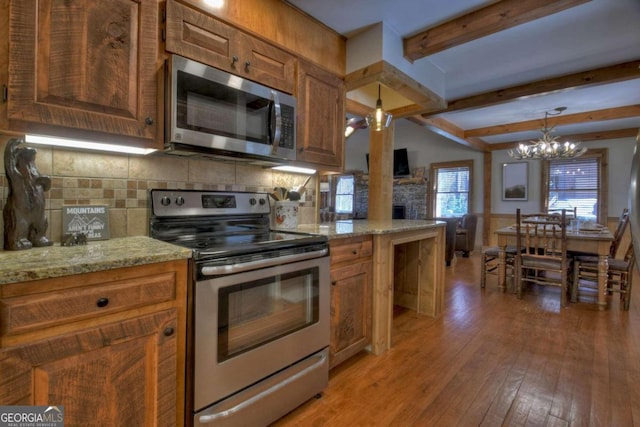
[149,189,330,427]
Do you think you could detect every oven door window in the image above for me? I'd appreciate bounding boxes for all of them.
[176,70,269,144]
[217,267,319,362]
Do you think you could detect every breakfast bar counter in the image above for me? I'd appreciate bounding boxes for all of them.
[294,219,444,240]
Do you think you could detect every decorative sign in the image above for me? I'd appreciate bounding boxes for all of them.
[62,205,110,240]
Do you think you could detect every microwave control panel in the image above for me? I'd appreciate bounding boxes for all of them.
[280,105,295,149]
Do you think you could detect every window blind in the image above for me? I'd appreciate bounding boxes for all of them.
[335,175,354,213]
[548,157,599,220]
[435,166,469,217]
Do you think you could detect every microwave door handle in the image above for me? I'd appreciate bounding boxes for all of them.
[270,90,282,154]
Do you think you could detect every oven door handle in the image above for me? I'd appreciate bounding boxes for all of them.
[200,248,328,276]
[197,350,328,424]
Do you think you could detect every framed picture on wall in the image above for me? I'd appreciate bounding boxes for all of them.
[502,162,528,200]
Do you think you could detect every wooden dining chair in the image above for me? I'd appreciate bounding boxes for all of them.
[570,208,630,303]
[609,207,630,258]
[572,243,635,310]
[480,245,523,292]
[548,206,577,219]
[607,243,635,310]
[515,209,571,306]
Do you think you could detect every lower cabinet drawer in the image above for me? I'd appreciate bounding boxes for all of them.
[330,236,373,265]
[0,272,177,336]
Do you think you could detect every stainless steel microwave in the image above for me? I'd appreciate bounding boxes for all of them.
[165,54,296,163]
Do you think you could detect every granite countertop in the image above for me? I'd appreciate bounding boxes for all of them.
[0,222,443,285]
[0,236,192,285]
[292,219,445,240]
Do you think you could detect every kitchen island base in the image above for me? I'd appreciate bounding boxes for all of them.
[371,226,445,354]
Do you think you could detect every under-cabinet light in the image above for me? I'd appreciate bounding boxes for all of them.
[272,165,316,175]
[25,134,158,155]
[204,0,224,8]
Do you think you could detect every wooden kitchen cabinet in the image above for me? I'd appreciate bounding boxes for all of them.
[1,0,161,146]
[0,260,188,426]
[165,0,297,95]
[165,0,346,171]
[296,59,345,170]
[329,236,373,368]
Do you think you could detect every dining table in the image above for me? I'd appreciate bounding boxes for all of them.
[495,224,614,310]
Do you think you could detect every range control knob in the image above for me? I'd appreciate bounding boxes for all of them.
[175,196,185,206]
[249,198,257,206]
[160,196,171,206]
[259,198,266,205]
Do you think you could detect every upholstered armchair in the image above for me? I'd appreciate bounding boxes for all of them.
[455,214,478,257]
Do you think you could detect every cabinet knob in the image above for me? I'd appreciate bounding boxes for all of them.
[231,55,239,67]
[96,297,109,308]
[331,281,337,286]
[164,326,175,337]
[145,116,154,125]
[352,250,358,255]
[245,60,251,72]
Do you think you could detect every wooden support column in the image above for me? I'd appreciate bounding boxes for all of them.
[483,151,492,246]
[367,120,395,221]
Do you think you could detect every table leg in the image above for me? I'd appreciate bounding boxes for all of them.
[597,254,608,310]
[498,244,506,291]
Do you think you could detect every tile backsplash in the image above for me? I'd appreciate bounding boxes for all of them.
[0,136,316,248]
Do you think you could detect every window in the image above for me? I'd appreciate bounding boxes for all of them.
[334,175,354,214]
[542,148,607,224]
[430,160,473,218]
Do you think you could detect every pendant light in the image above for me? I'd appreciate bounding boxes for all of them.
[366,84,392,131]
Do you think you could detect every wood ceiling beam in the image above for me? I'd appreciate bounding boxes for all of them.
[346,96,443,120]
[408,116,489,151]
[404,0,591,61]
[345,98,372,118]
[345,60,446,111]
[464,105,640,137]
[424,59,640,115]
[487,128,639,151]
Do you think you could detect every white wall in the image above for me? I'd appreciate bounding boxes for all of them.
[491,137,636,216]
[345,118,637,248]
[346,23,445,97]
[345,118,485,214]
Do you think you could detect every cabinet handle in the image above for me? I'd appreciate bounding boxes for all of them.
[164,326,175,337]
[96,297,109,308]
[145,116,154,125]
[352,250,358,255]
[331,281,337,286]
[245,60,251,72]
[231,55,238,67]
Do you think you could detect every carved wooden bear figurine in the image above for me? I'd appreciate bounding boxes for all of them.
[3,138,53,250]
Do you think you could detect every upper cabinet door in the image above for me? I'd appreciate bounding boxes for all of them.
[8,0,160,145]
[165,0,296,95]
[296,59,345,169]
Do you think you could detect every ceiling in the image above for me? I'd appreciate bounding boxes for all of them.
[286,0,640,151]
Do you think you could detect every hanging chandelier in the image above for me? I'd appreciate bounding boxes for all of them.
[366,84,392,131]
[508,107,587,160]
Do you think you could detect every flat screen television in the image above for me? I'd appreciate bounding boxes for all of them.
[366,148,411,177]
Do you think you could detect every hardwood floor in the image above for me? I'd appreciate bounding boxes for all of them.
[274,252,640,426]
